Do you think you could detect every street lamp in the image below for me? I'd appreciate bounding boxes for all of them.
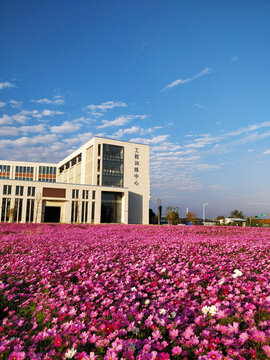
[203,203,208,224]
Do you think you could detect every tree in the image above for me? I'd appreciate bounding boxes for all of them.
[216,215,225,225]
[149,208,158,224]
[165,206,181,225]
[186,211,197,224]
[216,215,225,220]
[229,210,245,219]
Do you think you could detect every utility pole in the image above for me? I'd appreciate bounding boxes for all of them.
[157,199,162,225]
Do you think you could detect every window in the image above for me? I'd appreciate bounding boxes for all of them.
[14,199,23,222]
[27,187,35,197]
[82,190,89,199]
[102,144,124,187]
[81,201,88,223]
[26,199,35,223]
[16,186,24,196]
[71,201,79,223]
[97,174,100,186]
[97,159,101,172]
[38,166,57,182]
[98,144,101,157]
[71,157,77,166]
[72,189,79,199]
[78,153,82,162]
[3,185,12,195]
[1,198,10,222]
[15,165,34,181]
[65,162,70,170]
[92,191,96,200]
[59,166,64,174]
[91,202,95,223]
[0,165,10,179]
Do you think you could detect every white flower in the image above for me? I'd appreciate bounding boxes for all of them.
[65,348,77,359]
[201,306,210,315]
[161,268,166,273]
[131,287,137,291]
[232,269,243,278]
[145,299,150,305]
[202,305,218,316]
[209,305,218,316]
[159,308,166,314]
[171,311,176,318]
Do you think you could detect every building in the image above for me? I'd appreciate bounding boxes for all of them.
[0,137,150,224]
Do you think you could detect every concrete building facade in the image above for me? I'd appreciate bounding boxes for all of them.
[0,137,150,224]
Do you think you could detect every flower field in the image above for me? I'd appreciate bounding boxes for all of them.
[0,224,270,360]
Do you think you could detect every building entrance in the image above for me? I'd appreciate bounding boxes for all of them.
[44,206,61,223]
[101,192,122,223]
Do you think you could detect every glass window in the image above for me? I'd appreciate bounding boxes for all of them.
[3,185,11,195]
[102,144,124,187]
[98,144,101,156]
[82,190,89,199]
[0,165,11,179]
[27,187,35,197]
[78,153,82,162]
[72,189,79,199]
[91,202,95,223]
[1,198,11,222]
[16,186,23,196]
[26,199,35,223]
[92,191,96,200]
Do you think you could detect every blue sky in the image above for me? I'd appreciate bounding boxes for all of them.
[0,0,270,218]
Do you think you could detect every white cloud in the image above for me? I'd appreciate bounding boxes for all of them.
[0,126,20,136]
[50,121,82,134]
[162,67,211,91]
[129,135,169,145]
[31,96,65,105]
[0,124,46,137]
[263,149,270,154]
[195,103,207,110]
[0,134,59,148]
[86,101,127,115]
[112,126,140,138]
[20,109,64,118]
[0,113,29,125]
[0,101,6,107]
[111,126,156,138]
[9,100,23,108]
[0,81,15,90]
[0,114,13,126]
[97,114,147,129]
[63,132,93,146]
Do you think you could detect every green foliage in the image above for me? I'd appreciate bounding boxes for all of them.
[165,206,181,225]
[186,211,197,224]
[229,210,245,219]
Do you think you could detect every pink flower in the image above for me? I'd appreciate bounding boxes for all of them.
[169,329,178,340]
[104,350,118,360]
[8,352,26,360]
[172,346,182,355]
[157,353,170,360]
[262,345,270,358]
[252,330,266,343]
[54,335,62,348]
